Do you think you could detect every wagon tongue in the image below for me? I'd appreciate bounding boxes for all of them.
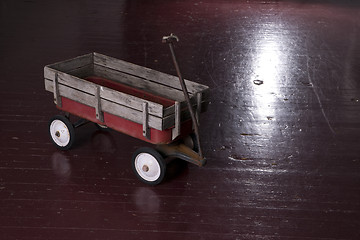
[162,34,203,159]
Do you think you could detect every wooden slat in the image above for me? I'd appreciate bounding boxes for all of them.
[53,72,62,107]
[45,79,94,106]
[44,79,163,130]
[162,101,209,129]
[45,67,97,95]
[95,86,104,122]
[172,101,181,140]
[142,102,150,139]
[67,64,94,78]
[101,99,163,130]
[163,105,193,130]
[93,64,185,102]
[46,53,93,72]
[45,67,164,118]
[100,87,164,117]
[163,93,209,117]
[93,52,209,94]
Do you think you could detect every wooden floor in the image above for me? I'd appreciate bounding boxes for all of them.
[1,0,359,239]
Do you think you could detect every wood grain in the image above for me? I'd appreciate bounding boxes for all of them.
[1,1,359,240]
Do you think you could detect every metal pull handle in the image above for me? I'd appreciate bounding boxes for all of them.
[162,33,203,158]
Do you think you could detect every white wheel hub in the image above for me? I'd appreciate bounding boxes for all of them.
[50,120,70,147]
[134,153,161,182]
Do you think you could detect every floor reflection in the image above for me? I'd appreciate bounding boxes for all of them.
[51,151,72,181]
[133,187,161,213]
[91,129,117,154]
[250,23,290,123]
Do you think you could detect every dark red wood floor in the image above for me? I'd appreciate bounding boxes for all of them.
[1,0,359,239]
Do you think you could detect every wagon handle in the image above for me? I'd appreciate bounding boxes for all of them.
[162,34,203,159]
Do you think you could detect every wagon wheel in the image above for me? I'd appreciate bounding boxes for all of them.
[49,115,75,150]
[131,147,166,185]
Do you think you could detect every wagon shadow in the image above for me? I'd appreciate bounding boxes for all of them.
[55,119,191,185]
[164,158,189,183]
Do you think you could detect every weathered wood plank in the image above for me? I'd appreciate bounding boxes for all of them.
[163,105,195,130]
[101,98,163,130]
[142,102,150,139]
[101,87,163,117]
[163,93,209,117]
[45,67,97,95]
[45,68,164,117]
[93,64,186,101]
[95,86,104,122]
[67,64,94,78]
[53,72,62,107]
[44,79,163,130]
[172,101,181,140]
[162,100,209,129]
[93,52,209,94]
[46,53,93,72]
[45,79,94,106]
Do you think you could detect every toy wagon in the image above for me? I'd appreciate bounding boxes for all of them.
[44,34,210,185]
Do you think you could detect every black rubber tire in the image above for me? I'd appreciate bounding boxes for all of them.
[48,115,75,150]
[131,147,166,185]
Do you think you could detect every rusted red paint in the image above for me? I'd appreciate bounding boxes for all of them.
[57,97,193,144]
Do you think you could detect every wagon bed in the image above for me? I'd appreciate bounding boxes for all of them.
[44,52,210,144]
